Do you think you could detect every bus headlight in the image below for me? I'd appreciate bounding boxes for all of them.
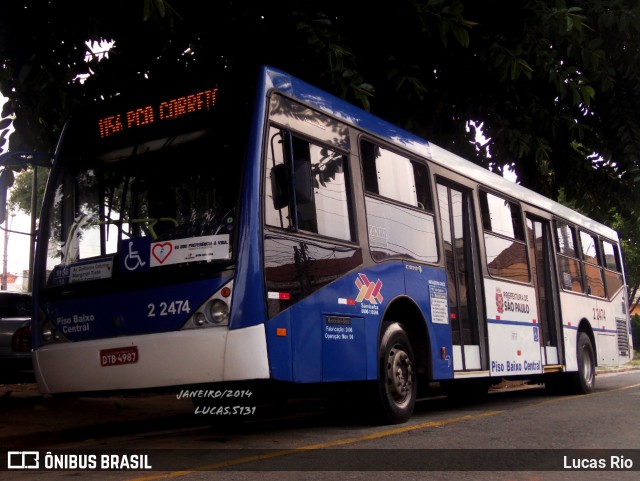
[182,279,233,329]
[205,299,229,325]
[41,322,63,343]
[193,312,206,326]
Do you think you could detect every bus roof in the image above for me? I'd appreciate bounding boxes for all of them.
[264,66,618,242]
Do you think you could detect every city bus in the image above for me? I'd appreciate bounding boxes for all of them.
[27,65,633,424]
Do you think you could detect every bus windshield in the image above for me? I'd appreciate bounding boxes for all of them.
[43,99,242,288]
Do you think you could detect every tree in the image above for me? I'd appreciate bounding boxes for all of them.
[2,0,640,297]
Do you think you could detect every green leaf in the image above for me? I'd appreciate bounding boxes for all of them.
[450,24,470,48]
[359,83,375,95]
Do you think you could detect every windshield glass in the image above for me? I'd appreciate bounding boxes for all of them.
[44,126,240,287]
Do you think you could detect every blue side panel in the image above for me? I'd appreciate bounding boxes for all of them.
[292,307,323,382]
[266,262,449,383]
[265,261,455,384]
[46,276,232,340]
[228,68,272,330]
[322,315,366,381]
[403,262,454,380]
[265,311,293,381]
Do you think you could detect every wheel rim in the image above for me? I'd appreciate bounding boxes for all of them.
[386,344,414,407]
[582,347,594,387]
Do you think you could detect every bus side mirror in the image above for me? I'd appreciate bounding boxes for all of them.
[294,159,313,205]
[270,159,313,210]
[270,163,289,210]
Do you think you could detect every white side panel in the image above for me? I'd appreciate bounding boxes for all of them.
[487,322,542,375]
[563,325,579,372]
[452,346,482,371]
[464,345,481,370]
[597,333,618,365]
[224,325,270,379]
[485,278,543,376]
[452,345,462,371]
[34,326,269,394]
[558,292,596,372]
[559,287,628,370]
[545,346,559,365]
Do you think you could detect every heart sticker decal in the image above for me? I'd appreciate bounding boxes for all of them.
[152,242,173,264]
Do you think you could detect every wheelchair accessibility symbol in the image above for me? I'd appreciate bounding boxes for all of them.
[124,241,147,271]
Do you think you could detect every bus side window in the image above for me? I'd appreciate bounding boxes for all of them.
[413,162,432,210]
[360,138,432,210]
[265,126,353,242]
[479,191,529,283]
[361,140,380,194]
[602,240,624,297]
[579,230,605,298]
[555,222,584,293]
[361,139,419,207]
[360,138,438,263]
[290,136,316,233]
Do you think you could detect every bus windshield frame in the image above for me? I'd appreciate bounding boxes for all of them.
[38,82,245,292]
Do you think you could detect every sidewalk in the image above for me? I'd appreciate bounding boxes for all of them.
[0,382,199,449]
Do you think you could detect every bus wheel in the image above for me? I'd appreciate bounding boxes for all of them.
[571,332,595,394]
[375,323,417,424]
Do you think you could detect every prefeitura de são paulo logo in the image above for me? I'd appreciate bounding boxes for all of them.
[496,287,504,314]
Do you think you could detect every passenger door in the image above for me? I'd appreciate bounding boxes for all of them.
[436,182,485,371]
[526,214,563,366]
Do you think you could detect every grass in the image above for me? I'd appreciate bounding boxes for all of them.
[627,350,640,368]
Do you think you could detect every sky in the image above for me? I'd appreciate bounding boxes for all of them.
[0,94,31,291]
[0,41,114,291]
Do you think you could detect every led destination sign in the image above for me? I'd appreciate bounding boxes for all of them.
[97,88,218,139]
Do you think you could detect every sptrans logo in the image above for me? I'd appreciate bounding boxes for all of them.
[353,273,383,316]
[355,273,383,304]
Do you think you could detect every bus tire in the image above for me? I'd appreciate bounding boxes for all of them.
[571,332,596,394]
[374,322,417,424]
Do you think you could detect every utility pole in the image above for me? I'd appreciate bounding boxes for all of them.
[28,165,37,291]
[2,205,9,290]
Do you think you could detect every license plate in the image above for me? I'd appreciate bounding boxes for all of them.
[100,346,139,367]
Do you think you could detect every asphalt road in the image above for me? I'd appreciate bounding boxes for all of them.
[1,369,639,480]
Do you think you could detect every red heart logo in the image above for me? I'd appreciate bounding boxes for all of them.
[152,243,173,264]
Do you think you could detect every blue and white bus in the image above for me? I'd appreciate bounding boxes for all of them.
[29,66,633,424]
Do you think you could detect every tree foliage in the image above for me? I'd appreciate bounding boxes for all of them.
[2,0,640,295]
